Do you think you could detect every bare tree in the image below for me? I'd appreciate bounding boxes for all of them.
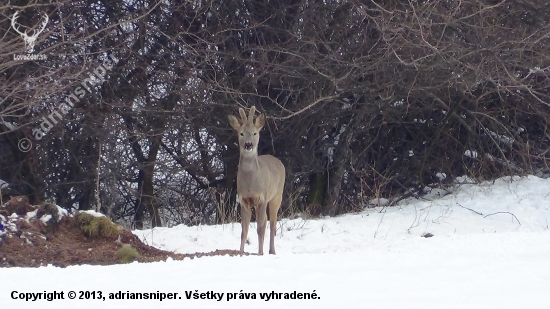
[1,0,549,228]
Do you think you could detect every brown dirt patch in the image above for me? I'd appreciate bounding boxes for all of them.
[0,196,35,217]
[0,200,251,268]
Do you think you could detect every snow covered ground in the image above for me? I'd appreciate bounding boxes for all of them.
[2,175,550,309]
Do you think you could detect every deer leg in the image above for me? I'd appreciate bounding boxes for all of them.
[268,194,282,255]
[240,203,251,253]
[255,201,267,255]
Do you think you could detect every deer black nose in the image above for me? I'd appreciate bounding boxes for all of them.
[244,142,253,150]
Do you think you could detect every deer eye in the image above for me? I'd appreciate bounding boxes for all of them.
[240,133,244,136]
[253,133,257,136]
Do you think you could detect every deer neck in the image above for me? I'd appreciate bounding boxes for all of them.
[239,151,260,173]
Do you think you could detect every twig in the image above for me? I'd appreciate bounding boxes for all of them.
[374,209,386,238]
[407,205,420,233]
[483,212,521,225]
[456,203,483,215]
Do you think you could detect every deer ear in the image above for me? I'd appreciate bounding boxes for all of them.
[255,113,266,129]
[228,115,242,131]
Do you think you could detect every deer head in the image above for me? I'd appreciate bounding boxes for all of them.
[228,106,266,156]
[11,11,49,54]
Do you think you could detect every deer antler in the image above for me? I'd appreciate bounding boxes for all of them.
[11,11,25,36]
[11,12,49,38]
[238,108,247,123]
[31,12,49,39]
[248,106,256,124]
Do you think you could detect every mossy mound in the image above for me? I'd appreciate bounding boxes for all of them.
[75,212,121,238]
[117,244,141,263]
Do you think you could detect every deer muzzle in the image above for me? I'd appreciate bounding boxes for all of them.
[244,142,253,151]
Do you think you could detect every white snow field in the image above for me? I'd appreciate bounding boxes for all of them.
[2,175,550,309]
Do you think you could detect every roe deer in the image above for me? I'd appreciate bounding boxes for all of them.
[228,106,285,255]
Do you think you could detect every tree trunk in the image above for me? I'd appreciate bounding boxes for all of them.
[133,136,162,228]
[306,172,327,217]
[323,112,360,216]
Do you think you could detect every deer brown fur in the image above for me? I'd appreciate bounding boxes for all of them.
[228,106,285,255]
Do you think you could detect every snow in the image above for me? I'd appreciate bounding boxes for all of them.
[464,150,478,158]
[1,204,69,243]
[392,99,404,106]
[0,120,16,131]
[79,210,104,217]
[0,179,9,189]
[40,214,52,224]
[485,128,515,145]
[26,210,38,219]
[368,197,390,206]
[35,206,66,224]
[2,175,550,308]
[56,206,69,218]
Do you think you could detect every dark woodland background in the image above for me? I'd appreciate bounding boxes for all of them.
[1,0,549,228]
